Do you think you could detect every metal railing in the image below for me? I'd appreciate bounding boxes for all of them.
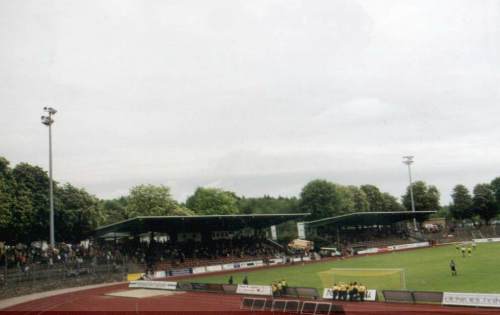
[0,260,131,300]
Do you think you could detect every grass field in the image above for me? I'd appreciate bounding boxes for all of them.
[188,243,499,293]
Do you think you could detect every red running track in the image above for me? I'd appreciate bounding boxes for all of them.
[2,282,500,315]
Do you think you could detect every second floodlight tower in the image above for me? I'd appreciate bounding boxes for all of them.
[402,156,417,231]
[41,107,57,247]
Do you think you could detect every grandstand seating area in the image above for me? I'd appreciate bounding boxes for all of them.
[349,237,413,250]
[316,226,411,250]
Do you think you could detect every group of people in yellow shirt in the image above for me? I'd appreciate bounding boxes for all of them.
[331,282,367,301]
[455,241,476,257]
[271,279,288,296]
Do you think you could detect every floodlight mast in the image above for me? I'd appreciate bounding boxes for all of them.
[403,156,418,231]
[41,107,57,247]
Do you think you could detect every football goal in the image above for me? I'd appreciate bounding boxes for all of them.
[318,268,406,290]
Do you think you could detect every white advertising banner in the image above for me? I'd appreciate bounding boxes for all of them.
[223,263,235,270]
[271,225,277,241]
[242,261,256,268]
[302,256,311,261]
[357,248,379,255]
[153,271,166,279]
[236,284,273,296]
[365,289,377,301]
[322,288,332,299]
[442,292,500,308]
[388,242,429,251]
[297,222,306,240]
[206,265,223,272]
[322,288,376,301]
[129,280,177,290]
[192,267,206,274]
[473,238,500,243]
[269,258,284,265]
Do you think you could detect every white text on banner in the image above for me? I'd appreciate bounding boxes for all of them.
[236,284,272,296]
[442,292,500,308]
[129,280,177,290]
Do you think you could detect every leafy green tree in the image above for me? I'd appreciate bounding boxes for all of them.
[186,187,239,215]
[336,185,369,214]
[11,163,51,242]
[472,183,497,224]
[350,186,370,212]
[55,183,104,242]
[360,185,385,212]
[402,181,440,212]
[299,179,341,220]
[434,206,451,219]
[449,184,473,221]
[381,192,404,212]
[0,157,15,240]
[237,196,299,214]
[490,177,500,210]
[126,184,187,217]
[101,196,129,224]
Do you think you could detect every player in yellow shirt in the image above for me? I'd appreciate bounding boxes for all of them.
[460,246,466,257]
[332,283,339,300]
[358,283,367,301]
[339,282,347,300]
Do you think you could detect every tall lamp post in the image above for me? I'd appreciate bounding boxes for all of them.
[403,156,418,231]
[41,107,57,247]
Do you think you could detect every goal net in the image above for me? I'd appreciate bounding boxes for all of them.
[318,268,406,290]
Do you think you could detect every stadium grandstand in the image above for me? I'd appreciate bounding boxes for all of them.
[302,211,436,254]
[93,213,309,272]
[0,213,308,299]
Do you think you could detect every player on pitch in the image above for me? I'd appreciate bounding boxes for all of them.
[450,259,457,276]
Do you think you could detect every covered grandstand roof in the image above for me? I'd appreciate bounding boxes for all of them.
[304,211,436,228]
[94,213,309,238]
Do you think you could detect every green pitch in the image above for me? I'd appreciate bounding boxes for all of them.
[189,242,499,293]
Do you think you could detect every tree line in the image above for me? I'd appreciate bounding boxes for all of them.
[448,179,500,225]
[1,155,499,243]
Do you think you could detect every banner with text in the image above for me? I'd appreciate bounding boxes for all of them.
[223,263,235,270]
[236,284,273,296]
[192,267,206,274]
[473,238,500,243]
[154,271,166,279]
[129,280,177,290]
[442,292,500,308]
[297,222,306,239]
[206,265,223,272]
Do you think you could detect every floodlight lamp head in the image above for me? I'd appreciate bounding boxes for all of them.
[41,116,53,126]
[402,156,414,165]
[44,107,57,115]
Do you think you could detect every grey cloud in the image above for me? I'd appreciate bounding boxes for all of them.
[1,0,499,205]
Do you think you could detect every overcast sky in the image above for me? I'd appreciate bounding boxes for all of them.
[1,0,499,204]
